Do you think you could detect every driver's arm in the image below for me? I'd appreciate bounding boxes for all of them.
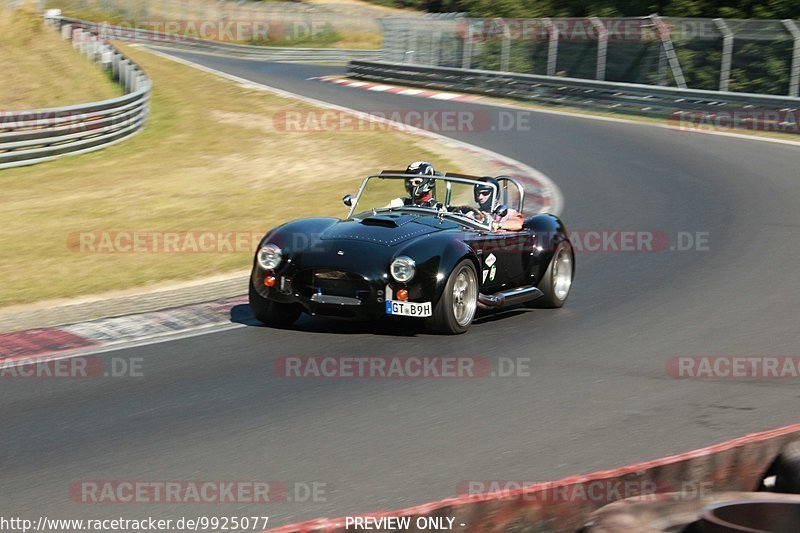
[492,212,524,231]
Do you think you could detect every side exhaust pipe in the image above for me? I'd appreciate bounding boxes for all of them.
[478,285,543,309]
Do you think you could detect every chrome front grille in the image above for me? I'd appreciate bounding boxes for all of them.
[294,269,371,303]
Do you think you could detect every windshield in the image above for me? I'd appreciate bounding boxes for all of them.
[348,175,498,228]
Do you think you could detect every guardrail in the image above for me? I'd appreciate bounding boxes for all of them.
[60,17,383,63]
[348,61,800,134]
[0,20,150,170]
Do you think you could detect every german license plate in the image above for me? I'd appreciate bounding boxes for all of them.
[385,300,432,317]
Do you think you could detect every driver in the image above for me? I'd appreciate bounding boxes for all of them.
[474,177,524,231]
[387,161,440,208]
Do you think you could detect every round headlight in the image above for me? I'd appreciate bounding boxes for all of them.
[390,256,416,283]
[257,244,282,270]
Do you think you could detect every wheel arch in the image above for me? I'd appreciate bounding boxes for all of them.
[525,213,573,286]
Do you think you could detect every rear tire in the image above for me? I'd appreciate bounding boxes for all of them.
[527,240,574,309]
[426,259,478,334]
[249,280,301,326]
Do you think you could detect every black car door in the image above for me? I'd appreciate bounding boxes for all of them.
[465,231,506,292]
[491,228,534,287]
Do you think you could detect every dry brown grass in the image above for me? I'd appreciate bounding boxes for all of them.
[45,0,385,49]
[0,43,497,307]
[0,5,121,109]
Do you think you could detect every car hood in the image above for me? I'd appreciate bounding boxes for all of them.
[319,213,448,247]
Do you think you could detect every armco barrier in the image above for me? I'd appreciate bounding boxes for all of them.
[347,61,800,134]
[0,19,150,170]
[60,17,382,63]
[268,424,800,532]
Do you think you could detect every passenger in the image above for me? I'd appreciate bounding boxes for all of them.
[474,177,524,231]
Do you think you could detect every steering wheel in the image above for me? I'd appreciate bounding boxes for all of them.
[452,205,487,222]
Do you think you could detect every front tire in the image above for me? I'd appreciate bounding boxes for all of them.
[249,280,301,326]
[528,240,574,308]
[427,259,478,334]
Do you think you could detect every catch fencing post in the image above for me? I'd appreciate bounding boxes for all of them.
[543,18,558,76]
[784,20,800,97]
[501,21,510,72]
[462,19,472,69]
[650,14,687,88]
[713,18,733,91]
[429,26,436,65]
[405,26,416,64]
[431,28,443,66]
[589,17,608,80]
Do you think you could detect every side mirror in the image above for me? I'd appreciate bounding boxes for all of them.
[493,204,508,219]
[342,194,353,207]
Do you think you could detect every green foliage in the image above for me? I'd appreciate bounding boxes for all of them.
[417,0,800,18]
[476,39,537,73]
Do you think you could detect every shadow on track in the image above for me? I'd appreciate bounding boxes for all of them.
[230,303,545,335]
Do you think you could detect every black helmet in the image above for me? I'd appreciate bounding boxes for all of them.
[404,161,436,199]
[474,176,499,211]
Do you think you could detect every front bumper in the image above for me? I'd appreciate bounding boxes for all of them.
[251,265,429,321]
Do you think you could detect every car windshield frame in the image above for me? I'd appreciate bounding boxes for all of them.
[346,174,500,230]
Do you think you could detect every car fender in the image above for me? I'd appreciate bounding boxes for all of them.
[395,235,479,305]
[256,218,339,257]
[525,213,573,284]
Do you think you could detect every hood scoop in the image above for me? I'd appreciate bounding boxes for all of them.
[360,213,418,228]
[320,213,440,246]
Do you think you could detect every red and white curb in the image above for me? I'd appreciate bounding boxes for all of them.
[311,75,481,102]
[312,76,800,148]
[0,296,247,368]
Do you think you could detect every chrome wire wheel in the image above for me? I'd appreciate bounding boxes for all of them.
[552,246,573,301]
[452,264,478,327]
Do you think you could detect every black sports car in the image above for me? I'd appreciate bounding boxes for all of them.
[249,171,574,334]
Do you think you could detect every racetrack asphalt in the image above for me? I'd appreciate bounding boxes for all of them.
[2,52,800,528]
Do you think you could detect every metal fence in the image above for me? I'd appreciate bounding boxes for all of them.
[42,0,399,40]
[60,16,382,62]
[0,17,150,170]
[380,16,800,96]
[349,61,800,134]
